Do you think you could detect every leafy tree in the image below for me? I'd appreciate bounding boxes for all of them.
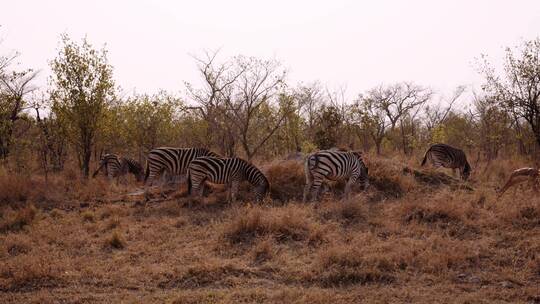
[121,92,183,161]
[50,35,115,177]
[313,105,342,150]
[474,96,512,160]
[355,93,388,155]
[479,38,540,149]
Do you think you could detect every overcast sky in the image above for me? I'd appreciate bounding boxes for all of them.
[1,0,539,101]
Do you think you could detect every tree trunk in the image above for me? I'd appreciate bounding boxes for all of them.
[375,138,382,155]
[514,119,527,155]
[400,119,407,155]
[83,147,91,178]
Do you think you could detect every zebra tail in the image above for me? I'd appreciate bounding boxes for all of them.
[421,150,429,166]
[307,154,319,171]
[144,160,150,183]
[92,164,103,178]
[187,170,192,195]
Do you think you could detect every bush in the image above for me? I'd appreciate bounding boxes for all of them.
[2,234,32,257]
[0,205,37,234]
[319,200,367,225]
[159,262,252,289]
[0,256,64,291]
[312,244,395,287]
[223,205,325,245]
[81,211,95,222]
[0,175,32,203]
[264,160,305,202]
[104,231,125,249]
[251,238,275,263]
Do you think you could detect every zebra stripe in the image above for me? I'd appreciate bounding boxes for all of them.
[144,147,220,200]
[303,150,369,202]
[92,154,143,182]
[421,143,471,180]
[122,157,144,182]
[187,157,269,202]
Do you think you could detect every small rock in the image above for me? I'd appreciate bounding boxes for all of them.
[500,281,513,288]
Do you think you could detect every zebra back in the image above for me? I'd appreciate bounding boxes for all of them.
[306,150,368,183]
[145,147,219,183]
[188,157,269,200]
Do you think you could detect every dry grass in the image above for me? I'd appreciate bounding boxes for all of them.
[223,205,326,245]
[0,155,539,303]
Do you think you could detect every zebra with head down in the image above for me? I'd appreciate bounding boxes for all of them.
[421,143,471,180]
[303,149,369,202]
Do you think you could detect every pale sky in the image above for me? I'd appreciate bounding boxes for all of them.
[1,0,539,101]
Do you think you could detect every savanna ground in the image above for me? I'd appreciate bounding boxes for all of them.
[0,154,539,303]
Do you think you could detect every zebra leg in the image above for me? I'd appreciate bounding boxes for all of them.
[344,176,358,201]
[303,178,313,203]
[530,177,538,192]
[159,173,168,198]
[108,170,115,183]
[230,180,239,203]
[303,164,314,202]
[190,178,203,199]
[198,182,206,198]
[309,174,325,202]
[143,168,160,202]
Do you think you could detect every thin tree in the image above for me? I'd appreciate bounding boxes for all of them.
[50,35,115,177]
[0,48,38,159]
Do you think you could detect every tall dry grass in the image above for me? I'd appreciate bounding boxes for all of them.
[0,153,539,303]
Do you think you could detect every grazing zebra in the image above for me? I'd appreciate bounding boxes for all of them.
[187,157,269,203]
[421,143,471,180]
[92,154,144,182]
[144,147,220,200]
[497,167,539,197]
[303,150,369,202]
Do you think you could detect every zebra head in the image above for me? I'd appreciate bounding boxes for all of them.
[99,154,111,165]
[255,175,270,201]
[461,162,471,180]
[351,150,363,159]
[359,165,369,190]
[352,151,369,190]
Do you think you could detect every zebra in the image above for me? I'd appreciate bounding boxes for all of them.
[92,154,144,183]
[497,167,539,197]
[421,143,471,180]
[303,150,369,202]
[187,157,269,203]
[143,147,220,200]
